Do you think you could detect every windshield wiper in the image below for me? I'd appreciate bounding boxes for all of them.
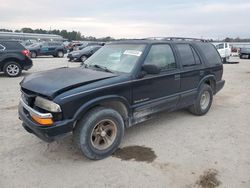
[92,64,113,73]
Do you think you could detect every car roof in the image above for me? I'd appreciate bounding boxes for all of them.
[0,40,20,43]
[108,39,208,45]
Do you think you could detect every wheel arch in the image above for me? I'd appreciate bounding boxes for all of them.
[198,75,216,94]
[73,95,131,127]
[1,58,22,70]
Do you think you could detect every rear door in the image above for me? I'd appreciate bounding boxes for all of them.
[40,43,50,55]
[48,43,58,55]
[175,43,203,107]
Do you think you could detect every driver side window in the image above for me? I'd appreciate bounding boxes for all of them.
[144,44,176,71]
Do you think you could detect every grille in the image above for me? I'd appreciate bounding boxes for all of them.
[21,88,36,107]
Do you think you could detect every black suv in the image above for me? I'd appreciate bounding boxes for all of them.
[239,48,250,59]
[28,42,67,58]
[0,40,33,77]
[18,38,225,160]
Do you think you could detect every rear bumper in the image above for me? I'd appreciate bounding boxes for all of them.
[215,80,225,94]
[23,57,33,70]
[18,100,74,142]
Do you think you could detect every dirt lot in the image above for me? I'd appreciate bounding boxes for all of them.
[0,56,250,188]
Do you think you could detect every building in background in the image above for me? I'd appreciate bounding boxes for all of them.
[0,32,64,42]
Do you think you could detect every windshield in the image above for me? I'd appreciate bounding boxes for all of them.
[84,44,145,73]
[215,43,224,49]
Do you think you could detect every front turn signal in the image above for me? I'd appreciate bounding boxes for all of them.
[31,115,53,125]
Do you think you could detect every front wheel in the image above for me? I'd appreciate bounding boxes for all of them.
[3,61,22,77]
[189,84,213,116]
[80,55,87,62]
[73,107,124,160]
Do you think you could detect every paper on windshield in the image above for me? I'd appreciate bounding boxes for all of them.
[123,50,142,57]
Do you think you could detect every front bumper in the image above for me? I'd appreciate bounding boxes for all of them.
[67,54,80,61]
[18,99,74,142]
[215,80,225,94]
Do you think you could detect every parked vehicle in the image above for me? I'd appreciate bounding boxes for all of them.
[239,48,250,59]
[18,38,225,160]
[0,40,33,77]
[28,42,67,58]
[215,42,231,62]
[68,42,84,52]
[67,45,102,62]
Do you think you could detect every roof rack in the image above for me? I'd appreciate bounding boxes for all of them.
[144,37,208,42]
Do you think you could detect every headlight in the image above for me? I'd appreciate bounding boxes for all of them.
[35,96,61,112]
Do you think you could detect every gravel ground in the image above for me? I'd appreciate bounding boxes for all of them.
[0,56,249,188]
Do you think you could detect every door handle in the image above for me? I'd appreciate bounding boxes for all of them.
[174,74,180,80]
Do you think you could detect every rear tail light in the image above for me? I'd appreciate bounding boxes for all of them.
[22,49,30,57]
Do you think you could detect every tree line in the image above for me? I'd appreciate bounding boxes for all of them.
[0,28,115,42]
[1,28,250,42]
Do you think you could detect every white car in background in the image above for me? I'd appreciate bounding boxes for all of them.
[215,43,231,62]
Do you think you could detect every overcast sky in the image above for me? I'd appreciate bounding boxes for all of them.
[0,0,250,39]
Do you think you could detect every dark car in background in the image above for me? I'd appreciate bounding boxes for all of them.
[78,42,105,51]
[239,48,250,59]
[0,40,33,77]
[28,42,67,58]
[67,45,102,62]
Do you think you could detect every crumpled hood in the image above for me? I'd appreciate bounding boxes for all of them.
[20,67,116,98]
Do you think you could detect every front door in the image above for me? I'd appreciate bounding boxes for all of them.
[132,44,181,120]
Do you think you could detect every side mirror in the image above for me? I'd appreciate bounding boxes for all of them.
[142,64,160,74]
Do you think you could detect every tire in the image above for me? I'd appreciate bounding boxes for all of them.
[80,55,87,62]
[189,84,213,116]
[222,57,226,63]
[3,61,22,77]
[57,51,64,58]
[30,51,37,58]
[73,107,124,160]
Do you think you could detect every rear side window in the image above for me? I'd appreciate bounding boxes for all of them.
[1,41,25,50]
[196,43,222,65]
[176,44,198,67]
[191,47,201,64]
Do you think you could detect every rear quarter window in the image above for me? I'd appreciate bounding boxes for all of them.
[1,41,25,50]
[196,43,222,65]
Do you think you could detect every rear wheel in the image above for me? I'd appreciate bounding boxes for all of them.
[73,107,124,160]
[57,51,64,58]
[30,51,37,58]
[189,84,213,115]
[3,61,22,77]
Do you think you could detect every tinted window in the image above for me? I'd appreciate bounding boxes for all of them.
[191,47,201,64]
[176,44,196,67]
[196,43,222,65]
[144,44,176,70]
[1,41,25,50]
